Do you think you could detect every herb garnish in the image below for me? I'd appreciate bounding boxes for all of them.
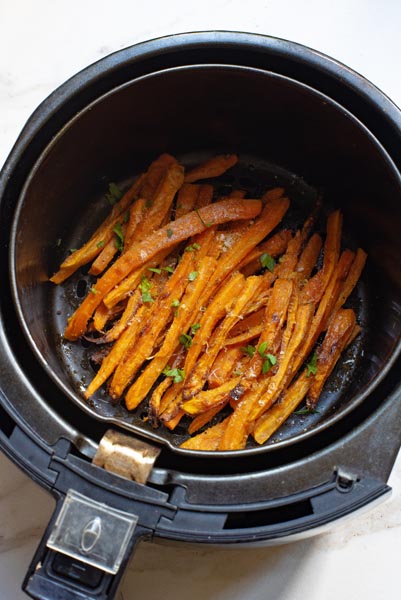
[258,341,277,373]
[185,243,201,252]
[167,228,174,238]
[241,345,256,358]
[105,182,123,206]
[162,366,186,383]
[139,277,154,303]
[188,271,199,281]
[306,351,318,377]
[191,323,201,334]
[179,333,193,349]
[96,240,105,249]
[162,266,175,274]
[260,252,276,272]
[90,286,98,295]
[113,222,124,251]
[148,267,162,274]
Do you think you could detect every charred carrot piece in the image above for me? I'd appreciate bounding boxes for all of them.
[307,308,357,408]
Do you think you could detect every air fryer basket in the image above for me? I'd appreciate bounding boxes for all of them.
[10,64,401,455]
[2,33,401,600]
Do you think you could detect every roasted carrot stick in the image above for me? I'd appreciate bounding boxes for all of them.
[124,256,216,410]
[184,154,238,183]
[180,417,230,450]
[63,198,262,340]
[50,175,144,284]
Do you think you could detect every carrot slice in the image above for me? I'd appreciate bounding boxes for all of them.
[184,154,238,183]
[252,373,311,444]
[63,198,262,340]
[124,256,216,410]
[307,308,357,408]
[183,276,262,399]
[180,417,230,450]
[188,402,229,434]
[109,251,196,400]
[182,376,242,416]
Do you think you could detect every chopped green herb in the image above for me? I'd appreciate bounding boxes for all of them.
[262,354,277,374]
[258,341,269,357]
[241,345,256,358]
[105,182,123,206]
[139,277,154,303]
[162,266,175,274]
[113,222,124,251]
[179,333,193,349]
[185,242,202,252]
[123,210,130,224]
[191,323,201,334]
[69,248,78,254]
[162,366,186,383]
[171,299,180,308]
[234,369,243,376]
[90,286,98,295]
[96,240,105,249]
[306,351,318,377]
[148,267,162,274]
[188,271,199,281]
[260,252,276,272]
[167,228,174,238]
[294,407,320,415]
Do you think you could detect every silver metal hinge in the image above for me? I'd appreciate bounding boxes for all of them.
[92,429,161,485]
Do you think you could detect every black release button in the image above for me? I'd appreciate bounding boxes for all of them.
[52,552,104,588]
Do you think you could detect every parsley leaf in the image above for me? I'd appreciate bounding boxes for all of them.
[258,341,269,357]
[139,277,154,303]
[262,354,277,374]
[113,222,124,251]
[260,252,276,272]
[171,299,180,308]
[96,240,105,249]
[162,366,186,383]
[306,351,318,377]
[179,333,193,349]
[105,182,123,206]
[188,271,199,281]
[167,228,174,238]
[241,345,256,358]
[148,267,162,274]
[162,266,175,274]
[90,286,98,295]
[191,323,201,334]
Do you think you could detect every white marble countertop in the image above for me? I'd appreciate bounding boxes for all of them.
[1,1,401,598]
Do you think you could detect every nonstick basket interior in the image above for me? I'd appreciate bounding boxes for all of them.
[10,64,401,454]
